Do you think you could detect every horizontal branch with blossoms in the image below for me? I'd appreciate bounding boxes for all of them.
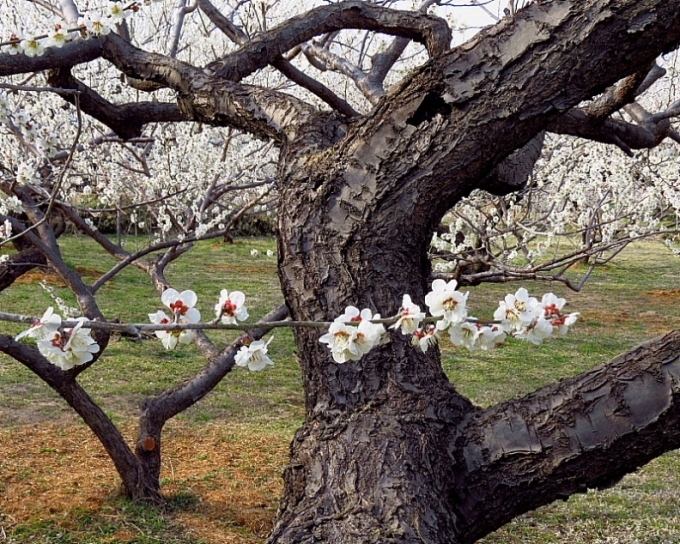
[0,1,144,57]
[8,280,579,372]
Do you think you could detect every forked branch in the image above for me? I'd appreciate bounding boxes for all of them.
[205,0,451,81]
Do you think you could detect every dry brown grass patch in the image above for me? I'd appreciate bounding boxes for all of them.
[14,266,108,287]
[645,289,680,301]
[0,421,291,543]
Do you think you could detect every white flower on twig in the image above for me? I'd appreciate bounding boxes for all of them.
[235,337,275,371]
[390,294,426,335]
[215,289,248,324]
[36,319,100,370]
[16,307,61,341]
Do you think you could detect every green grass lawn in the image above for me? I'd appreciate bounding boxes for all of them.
[1,236,680,543]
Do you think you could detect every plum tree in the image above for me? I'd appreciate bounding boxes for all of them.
[2,1,680,542]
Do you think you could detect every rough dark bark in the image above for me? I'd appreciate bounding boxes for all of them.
[267,331,680,544]
[454,330,680,542]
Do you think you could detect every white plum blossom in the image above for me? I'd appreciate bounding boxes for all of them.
[149,289,201,349]
[36,319,100,370]
[215,289,248,324]
[20,36,44,57]
[448,321,479,350]
[424,279,468,330]
[540,293,567,315]
[356,315,386,354]
[149,309,195,349]
[161,288,201,323]
[539,293,580,335]
[235,337,275,371]
[2,195,23,214]
[477,324,507,350]
[0,219,11,242]
[493,287,541,333]
[15,162,39,185]
[108,1,132,20]
[79,14,112,37]
[319,320,360,363]
[516,317,554,345]
[12,110,31,128]
[335,306,369,323]
[16,307,62,341]
[5,33,23,55]
[552,312,579,335]
[319,306,385,363]
[337,307,386,355]
[21,123,39,144]
[412,325,438,353]
[0,93,9,123]
[46,25,71,48]
[35,127,60,156]
[390,294,426,335]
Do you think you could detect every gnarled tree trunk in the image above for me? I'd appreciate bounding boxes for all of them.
[270,117,680,543]
[272,141,680,541]
[266,1,680,540]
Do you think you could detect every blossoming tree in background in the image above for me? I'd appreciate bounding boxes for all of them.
[1,0,680,542]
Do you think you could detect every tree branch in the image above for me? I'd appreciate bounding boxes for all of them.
[547,108,671,154]
[455,329,680,542]
[479,131,545,195]
[0,248,47,291]
[205,1,451,82]
[198,0,359,117]
[0,334,149,498]
[585,62,656,120]
[46,68,189,139]
[300,42,385,105]
[272,57,359,117]
[368,0,441,87]
[100,33,342,145]
[138,304,289,430]
[0,39,103,77]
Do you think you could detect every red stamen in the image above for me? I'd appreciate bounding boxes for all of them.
[169,301,188,315]
[223,299,237,316]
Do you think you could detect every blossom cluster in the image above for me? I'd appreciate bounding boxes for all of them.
[1,2,140,58]
[150,287,273,371]
[15,307,100,370]
[318,280,579,364]
[319,307,386,363]
[0,92,60,159]
[436,128,680,276]
[14,286,272,373]
[0,219,12,242]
